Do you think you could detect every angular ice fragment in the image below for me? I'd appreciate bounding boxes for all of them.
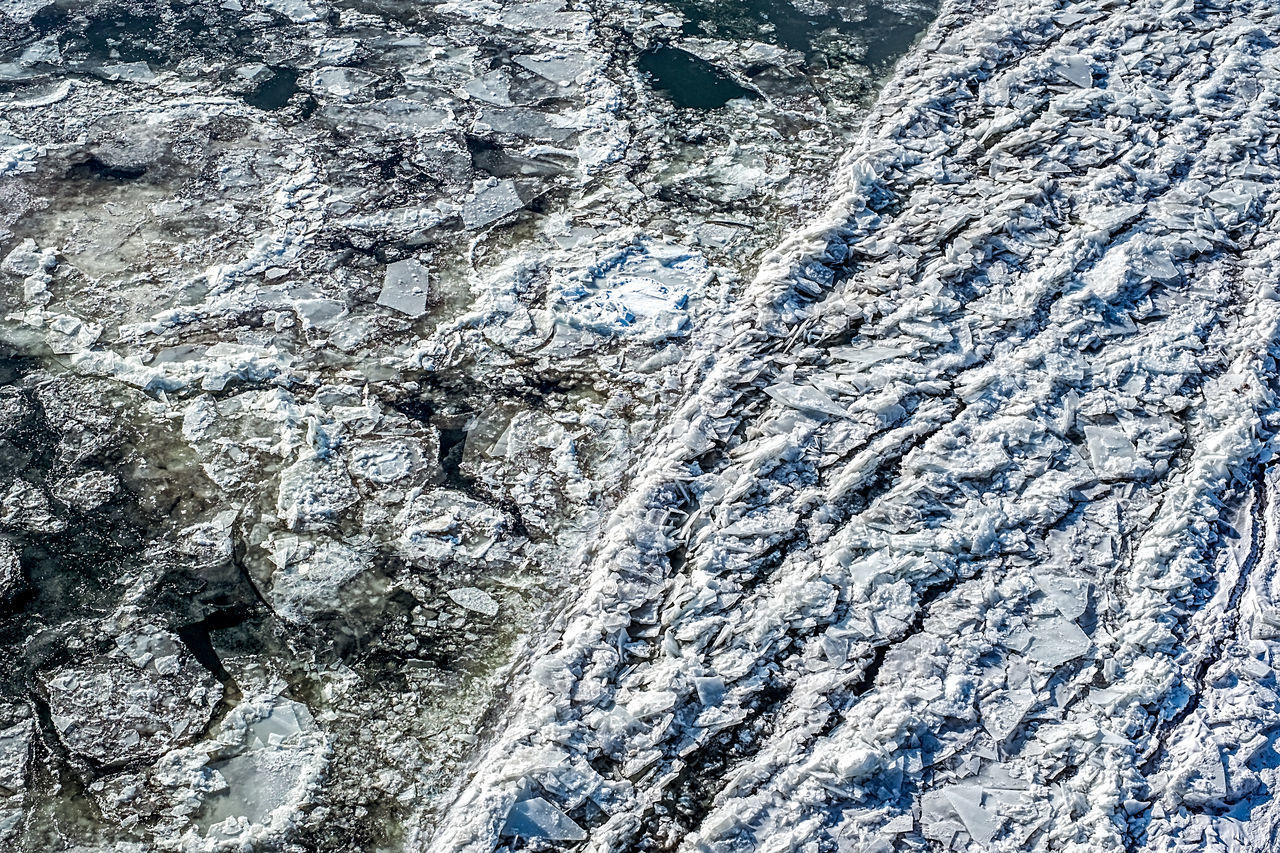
[275,455,358,529]
[942,785,999,844]
[555,242,703,341]
[1025,614,1091,667]
[764,382,849,417]
[514,52,596,86]
[95,61,155,83]
[462,179,524,230]
[1054,55,1093,87]
[0,720,30,790]
[627,689,677,718]
[246,699,312,748]
[447,586,499,617]
[266,537,373,623]
[1035,575,1091,621]
[2,239,55,277]
[349,439,427,484]
[203,696,326,831]
[261,0,323,22]
[378,259,430,317]
[1083,425,1145,479]
[694,676,725,706]
[0,541,18,597]
[1134,251,1179,282]
[501,797,587,842]
[721,507,799,537]
[462,70,514,106]
[828,345,906,369]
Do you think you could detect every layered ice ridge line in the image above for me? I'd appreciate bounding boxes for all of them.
[425,0,1280,850]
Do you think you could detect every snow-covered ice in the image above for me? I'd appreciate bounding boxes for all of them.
[4,0,1280,848]
[425,0,1280,849]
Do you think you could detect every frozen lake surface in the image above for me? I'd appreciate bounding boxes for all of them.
[4,0,1280,850]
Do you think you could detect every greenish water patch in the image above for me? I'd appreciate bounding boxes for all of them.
[244,67,302,112]
[638,45,758,109]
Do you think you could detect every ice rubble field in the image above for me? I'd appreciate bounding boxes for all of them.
[430,0,1280,849]
[0,0,1279,847]
[0,0,930,848]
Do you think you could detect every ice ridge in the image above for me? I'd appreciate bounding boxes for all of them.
[425,0,1280,849]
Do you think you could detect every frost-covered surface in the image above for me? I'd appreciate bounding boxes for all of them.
[0,0,937,850]
[427,0,1280,849]
[5,0,1280,848]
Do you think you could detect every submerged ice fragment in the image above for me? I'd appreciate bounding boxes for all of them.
[447,586,500,617]
[462,179,524,230]
[378,259,430,317]
[501,796,587,842]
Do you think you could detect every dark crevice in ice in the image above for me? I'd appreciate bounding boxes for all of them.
[629,675,792,852]
[66,155,147,182]
[1137,465,1270,780]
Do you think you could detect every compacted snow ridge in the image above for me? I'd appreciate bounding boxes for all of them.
[428,0,1280,849]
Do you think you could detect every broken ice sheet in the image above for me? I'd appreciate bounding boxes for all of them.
[764,381,850,417]
[501,796,587,842]
[448,586,500,617]
[0,720,31,791]
[201,696,328,832]
[265,535,375,624]
[514,52,597,86]
[44,630,223,767]
[378,259,431,317]
[462,178,525,230]
[554,241,706,341]
[1035,574,1091,621]
[1024,614,1092,668]
[1083,425,1149,479]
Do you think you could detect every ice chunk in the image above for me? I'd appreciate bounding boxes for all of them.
[1134,250,1180,282]
[49,469,119,512]
[261,0,324,22]
[2,239,55,277]
[1054,55,1093,87]
[45,629,222,766]
[0,541,19,597]
[1025,614,1091,667]
[555,242,704,341]
[514,52,596,86]
[1035,574,1091,621]
[942,785,999,844]
[245,699,312,748]
[462,71,514,106]
[501,797,587,842]
[1083,425,1145,479]
[378,259,430,317]
[627,689,677,718]
[447,586,499,617]
[266,536,373,623]
[275,455,358,529]
[1,479,65,533]
[764,382,849,417]
[349,438,429,484]
[828,345,906,369]
[694,676,725,705]
[96,61,155,83]
[462,179,524,230]
[203,696,326,831]
[0,720,30,790]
